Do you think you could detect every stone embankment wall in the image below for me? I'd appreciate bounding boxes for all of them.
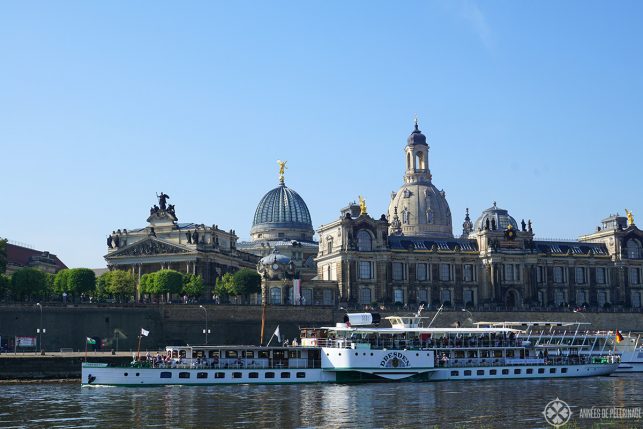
[0,355,131,380]
[0,305,641,353]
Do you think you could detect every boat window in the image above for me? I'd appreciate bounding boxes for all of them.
[281,372,291,379]
[245,351,254,358]
[514,369,521,375]
[233,372,242,379]
[477,370,484,376]
[209,351,220,358]
[538,368,545,374]
[259,351,269,359]
[273,351,286,360]
[249,372,259,379]
[215,372,225,379]
[296,372,306,379]
[490,370,497,375]
[226,351,238,358]
[527,369,533,374]
[179,350,186,358]
[561,368,567,374]
[550,368,556,374]
[450,371,459,376]
[179,372,190,379]
[464,370,472,376]
[160,372,172,378]
[124,373,128,377]
[502,369,509,375]
[265,372,275,379]
[136,373,140,377]
[197,372,207,379]
[289,351,299,359]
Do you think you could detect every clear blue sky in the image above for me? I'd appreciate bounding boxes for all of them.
[1,1,641,268]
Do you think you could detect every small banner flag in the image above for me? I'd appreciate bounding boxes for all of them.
[86,337,96,345]
[141,328,150,337]
[274,325,281,342]
[615,330,624,343]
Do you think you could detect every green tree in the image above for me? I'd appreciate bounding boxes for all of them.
[105,270,136,302]
[95,272,110,300]
[232,268,261,302]
[0,238,7,274]
[215,273,235,302]
[11,268,47,301]
[154,269,183,301]
[182,274,204,298]
[67,268,96,299]
[138,273,154,296]
[53,269,71,295]
[0,274,9,301]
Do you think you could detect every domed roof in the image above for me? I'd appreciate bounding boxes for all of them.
[251,181,314,240]
[474,203,518,231]
[407,120,427,146]
[259,249,291,266]
[388,182,453,238]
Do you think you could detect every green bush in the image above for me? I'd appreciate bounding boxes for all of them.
[11,268,47,301]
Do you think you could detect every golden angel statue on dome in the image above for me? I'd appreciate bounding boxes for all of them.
[277,160,287,181]
[625,209,635,226]
[358,195,367,215]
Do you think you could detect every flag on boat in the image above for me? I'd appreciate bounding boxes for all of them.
[273,325,281,342]
[615,330,623,343]
[86,337,96,345]
[141,328,150,337]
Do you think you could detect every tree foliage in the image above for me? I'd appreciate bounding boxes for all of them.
[215,273,235,299]
[182,274,204,298]
[67,268,96,297]
[0,274,9,300]
[100,270,136,301]
[232,269,261,298]
[0,238,7,274]
[11,268,47,300]
[154,269,183,295]
[53,269,71,294]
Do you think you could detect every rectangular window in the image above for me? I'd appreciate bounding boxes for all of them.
[575,267,586,284]
[553,266,565,284]
[464,370,472,376]
[280,372,291,379]
[359,261,373,279]
[502,369,509,375]
[197,372,208,379]
[596,267,606,284]
[417,289,428,304]
[464,289,474,306]
[451,371,459,376]
[440,289,451,303]
[249,372,259,379]
[393,288,404,304]
[504,264,514,282]
[477,370,484,376]
[233,372,242,379]
[265,372,275,379]
[537,266,545,284]
[296,372,306,379]
[538,368,545,374]
[416,263,428,281]
[527,368,533,374]
[561,368,568,374]
[439,264,451,281]
[550,368,556,374]
[215,372,225,379]
[490,369,497,375]
[514,369,521,375]
[629,268,640,285]
[392,262,405,281]
[179,372,190,379]
[323,289,333,305]
[463,264,474,282]
[160,372,172,379]
[576,290,587,306]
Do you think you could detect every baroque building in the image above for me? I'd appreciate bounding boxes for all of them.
[316,122,643,310]
[105,193,259,299]
[239,162,335,305]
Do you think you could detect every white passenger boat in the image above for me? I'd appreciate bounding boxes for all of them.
[82,313,619,386]
[475,321,642,373]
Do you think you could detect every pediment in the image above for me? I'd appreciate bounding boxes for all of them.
[106,237,191,258]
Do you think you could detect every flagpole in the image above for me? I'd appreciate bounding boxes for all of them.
[136,334,142,361]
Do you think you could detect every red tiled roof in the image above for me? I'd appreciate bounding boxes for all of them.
[6,243,67,271]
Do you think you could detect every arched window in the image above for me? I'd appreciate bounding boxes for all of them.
[402,208,409,224]
[357,230,372,251]
[327,238,333,254]
[407,152,412,171]
[270,287,281,305]
[626,240,641,259]
[416,151,425,170]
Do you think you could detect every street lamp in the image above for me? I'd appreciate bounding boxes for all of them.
[461,308,474,327]
[35,303,45,354]
[199,305,209,344]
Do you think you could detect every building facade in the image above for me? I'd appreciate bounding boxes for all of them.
[5,242,67,275]
[316,122,643,310]
[105,194,259,299]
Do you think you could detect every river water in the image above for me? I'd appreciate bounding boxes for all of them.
[0,374,641,428]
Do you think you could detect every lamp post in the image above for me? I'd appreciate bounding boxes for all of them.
[199,305,209,344]
[35,303,45,354]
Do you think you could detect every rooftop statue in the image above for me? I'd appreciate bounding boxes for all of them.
[359,195,367,215]
[157,192,170,210]
[277,160,287,182]
[625,209,635,226]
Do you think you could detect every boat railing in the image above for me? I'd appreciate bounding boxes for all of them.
[434,355,618,368]
[318,338,525,350]
[130,359,323,370]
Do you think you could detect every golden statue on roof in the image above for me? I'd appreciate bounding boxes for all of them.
[277,160,287,182]
[625,209,635,226]
[358,195,367,215]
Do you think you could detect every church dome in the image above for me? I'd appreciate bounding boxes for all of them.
[388,183,453,238]
[251,181,314,241]
[474,203,518,231]
[407,121,427,146]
